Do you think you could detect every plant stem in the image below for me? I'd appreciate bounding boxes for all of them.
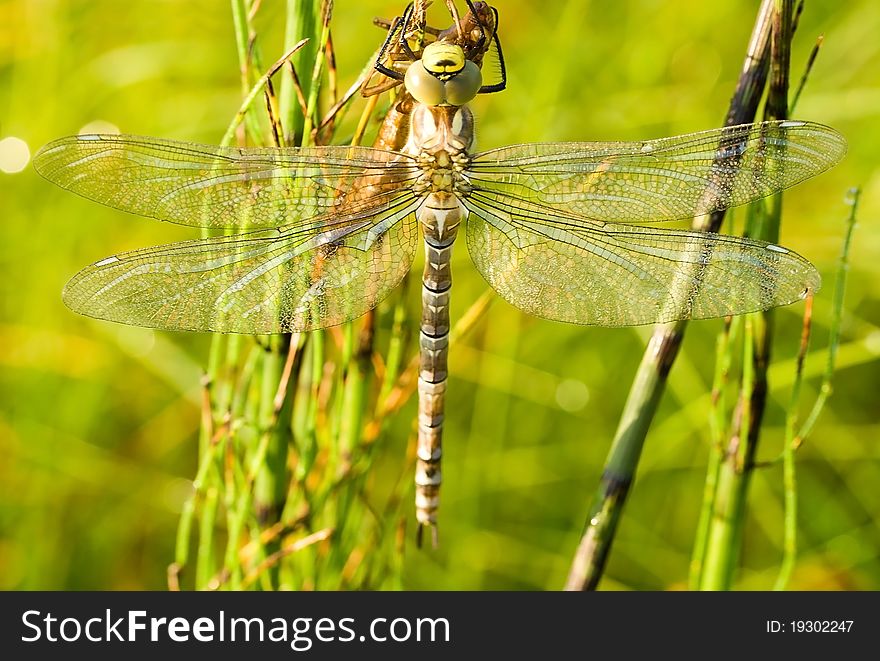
[252,335,293,558]
[774,296,811,589]
[280,0,318,143]
[698,0,793,591]
[195,487,220,589]
[795,189,860,443]
[774,188,860,589]
[688,318,736,588]
[565,0,776,591]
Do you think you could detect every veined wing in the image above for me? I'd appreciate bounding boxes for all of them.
[63,197,420,333]
[464,193,819,327]
[34,134,420,230]
[468,121,846,223]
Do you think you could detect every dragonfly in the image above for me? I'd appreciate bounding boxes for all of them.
[34,1,845,545]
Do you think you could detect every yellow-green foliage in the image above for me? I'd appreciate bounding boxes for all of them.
[2,0,877,590]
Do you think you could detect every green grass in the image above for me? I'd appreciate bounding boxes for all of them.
[1,0,878,590]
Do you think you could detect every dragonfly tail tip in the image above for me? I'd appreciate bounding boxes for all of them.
[416,522,439,549]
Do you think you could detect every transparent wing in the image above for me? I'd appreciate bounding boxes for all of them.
[469,121,846,223]
[63,200,420,333]
[34,134,419,230]
[464,197,819,326]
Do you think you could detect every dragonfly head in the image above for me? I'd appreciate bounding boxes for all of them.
[405,42,482,107]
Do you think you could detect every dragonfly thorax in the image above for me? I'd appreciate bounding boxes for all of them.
[407,104,474,153]
[408,103,473,189]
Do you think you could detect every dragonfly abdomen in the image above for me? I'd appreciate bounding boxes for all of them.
[415,192,463,543]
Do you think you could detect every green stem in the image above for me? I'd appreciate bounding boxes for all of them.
[701,313,756,589]
[774,301,810,590]
[300,1,332,147]
[195,487,220,589]
[689,317,737,588]
[699,0,792,591]
[564,0,776,591]
[280,0,319,143]
[378,278,410,408]
[231,0,265,141]
[179,0,418,591]
[797,189,859,441]
[252,336,293,586]
[774,189,860,588]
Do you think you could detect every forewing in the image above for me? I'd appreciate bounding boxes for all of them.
[464,198,819,326]
[34,134,418,230]
[62,200,420,333]
[469,121,845,223]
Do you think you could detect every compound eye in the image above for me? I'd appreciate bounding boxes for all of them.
[405,60,446,106]
[421,41,466,76]
[443,60,482,106]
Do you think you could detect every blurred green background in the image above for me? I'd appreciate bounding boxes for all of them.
[1,0,878,590]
